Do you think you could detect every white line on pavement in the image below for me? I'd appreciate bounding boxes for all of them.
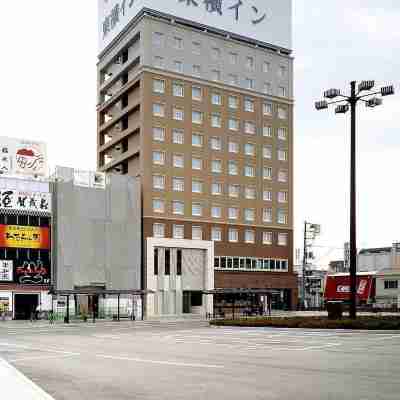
[0,342,81,355]
[9,353,80,363]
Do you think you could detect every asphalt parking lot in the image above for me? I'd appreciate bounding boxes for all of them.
[1,320,400,400]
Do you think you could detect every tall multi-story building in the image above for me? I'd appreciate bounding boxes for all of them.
[97,0,297,315]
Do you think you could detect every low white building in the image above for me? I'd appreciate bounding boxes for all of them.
[376,270,400,309]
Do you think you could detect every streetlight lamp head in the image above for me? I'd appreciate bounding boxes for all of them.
[358,80,375,92]
[381,85,395,96]
[315,100,328,110]
[324,89,341,99]
[335,104,349,114]
[366,97,383,108]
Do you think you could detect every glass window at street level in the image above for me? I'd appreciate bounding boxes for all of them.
[192,86,202,101]
[228,96,239,109]
[165,249,171,275]
[153,224,165,238]
[210,137,222,151]
[153,79,165,94]
[173,225,184,239]
[192,180,203,193]
[278,233,288,246]
[211,227,222,241]
[173,177,185,192]
[153,174,165,190]
[153,199,165,213]
[245,230,255,243]
[173,82,184,97]
[212,160,222,174]
[192,157,202,170]
[173,154,184,168]
[173,200,184,215]
[154,248,159,275]
[192,226,202,240]
[153,126,165,142]
[229,229,239,242]
[229,184,240,198]
[263,231,273,245]
[177,249,182,275]
[192,203,202,217]
[228,207,239,220]
[152,151,165,165]
[192,133,203,147]
[173,129,184,144]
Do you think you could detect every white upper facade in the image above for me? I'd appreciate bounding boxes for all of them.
[98,0,292,54]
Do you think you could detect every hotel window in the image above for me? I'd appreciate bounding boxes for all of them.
[384,280,399,289]
[174,36,184,49]
[278,233,288,246]
[174,60,183,73]
[229,74,239,86]
[211,93,222,106]
[263,125,272,137]
[228,207,239,220]
[154,56,164,68]
[153,126,165,142]
[173,107,184,121]
[192,64,201,76]
[263,166,272,180]
[278,149,287,161]
[245,186,256,200]
[263,61,270,73]
[192,203,203,217]
[153,199,165,214]
[277,209,288,224]
[263,145,272,159]
[278,107,288,120]
[228,160,238,176]
[246,56,255,71]
[279,87,287,97]
[173,177,185,192]
[173,129,184,144]
[152,32,164,46]
[244,121,256,135]
[173,154,184,168]
[278,169,288,183]
[244,98,255,112]
[211,160,222,174]
[278,127,287,140]
[263,190,272,202]
[192,110,203,125]
[229,118,239,131]
[153,103,165,117]
[229,184,240,198]
[211,113,222,128]
[192,180,203,194]
[279,65,286,78]
[152,151,165,165]
[192,226,202,240]
[192,41,201,54]
[244,165,255,178]
[244,143,255,156]
[228,95,239,109]
[229,229,239,243]
[192,86,202,101]
[192,133,203,147]
[229,52,238,64]
[212,69,221,82]
[173,200,185,215]
[244,208,255,222]
[153,174,165,190]
[211,227,222,242]
[211,182,223,196]
[211,206,222,219]
[263,208,272,223]
[263,102,273,116]
[263,231,273,245]
[245,230,255,244]
[245,78,255,90]
[153,223,165,238]
[192,157,202,170]
[212,47,221,60]
[263,82,272,95]
[153,79,165,94]
[173,82,184,97]
[278,191,288,203]
[228,141,239,153]
[210,137,222,151]
[173,225,185,240]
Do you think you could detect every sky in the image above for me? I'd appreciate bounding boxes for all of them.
[0,1,399,268]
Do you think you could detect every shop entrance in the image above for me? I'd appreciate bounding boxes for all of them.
[183,291,203,314]
[14,294,39,320]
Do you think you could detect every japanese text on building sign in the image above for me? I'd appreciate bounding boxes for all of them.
[0,260,13,282]
[0,225,50,250]
[0,190,51,214]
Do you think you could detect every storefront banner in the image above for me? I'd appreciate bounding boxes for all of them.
[324,275,374,302]
[0,260,13,281]
[0,225,50,249]
[0,190,51,214]
[16,260,50,285]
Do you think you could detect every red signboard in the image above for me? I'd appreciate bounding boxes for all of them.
[324,275,375,302]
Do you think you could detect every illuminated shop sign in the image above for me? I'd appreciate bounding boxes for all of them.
[0,225,50,250]
[0,190,51,214]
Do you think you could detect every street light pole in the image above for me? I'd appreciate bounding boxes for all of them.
[315,80,395,319]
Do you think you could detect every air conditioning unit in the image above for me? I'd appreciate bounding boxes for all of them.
[113,166,123,174]
[114,123,122,131]
[114,55,123,64]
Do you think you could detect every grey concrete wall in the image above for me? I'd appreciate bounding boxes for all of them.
[54,169,141,291]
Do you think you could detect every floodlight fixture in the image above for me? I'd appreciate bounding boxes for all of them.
[315,100,328,110]
[358,80,375,92]
[335,104,349,114]
[324,88,341,99]
[381,85,395,96]
[366,97,383,108]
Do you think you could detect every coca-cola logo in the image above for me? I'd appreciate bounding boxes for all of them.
[336,279,368,294]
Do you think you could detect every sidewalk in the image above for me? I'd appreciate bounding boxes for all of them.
[0,357,55,400]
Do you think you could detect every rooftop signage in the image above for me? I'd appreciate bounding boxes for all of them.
[98,0,292,53]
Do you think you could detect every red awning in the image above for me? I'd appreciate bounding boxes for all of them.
[324,275,374,302]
